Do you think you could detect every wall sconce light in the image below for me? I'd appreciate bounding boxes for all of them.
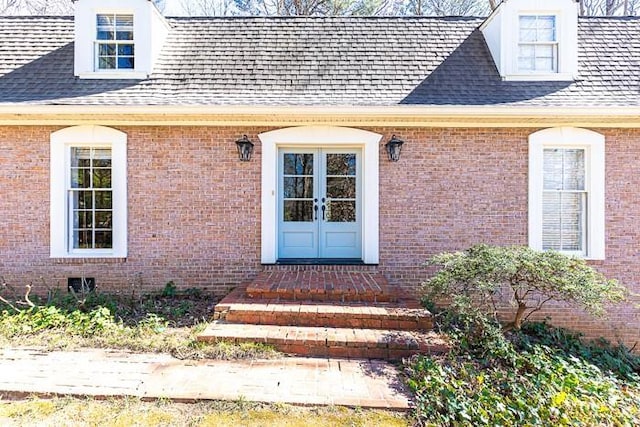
[385,135,404,162]
[235,135,254,161]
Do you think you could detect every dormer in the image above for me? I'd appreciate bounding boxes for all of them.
[73,0,170,79]
[480,0,578,81]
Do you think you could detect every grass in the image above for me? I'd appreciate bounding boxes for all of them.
[0,397,409,427]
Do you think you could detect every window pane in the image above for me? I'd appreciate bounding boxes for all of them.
[99,57,116,69]
[117,57,135,69]
[283,154,313,175]
[117,44,134,56]
[542,191,561,250]
[97,14,114,26]
[72,191,93,209]
[71,148,91,166]
[74,230,92,249]
[326,177,356,199]
[71,168,91,188]
[327,201,356,222]
[537,16,556,41]
[92,149,112,167]
[563,149,585,190]
[534,45,555,72]
[518,45,535,71]
[542,191,585,252]
[283,177,313,199]
[115,15,133,27]
[283,200,313,222]
[95,211,113,228]
[326,154,356,176]
[116,31,134,41]
[97,30,114,41]
[519,16,537,41]
[98,44,116,56]
[93,169,111,188]
[95,191,112,209]
[94,231,113,249]
[73,210,93,229]
[560,193,583,251]
[535,57,554,73]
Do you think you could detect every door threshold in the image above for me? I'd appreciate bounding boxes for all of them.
[275,258,365,265]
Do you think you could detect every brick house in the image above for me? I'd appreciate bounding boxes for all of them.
[1,0,639,351]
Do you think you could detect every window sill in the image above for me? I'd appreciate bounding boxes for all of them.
[503,73,575,82]
[76,71,148,80]
[51,257,127,264]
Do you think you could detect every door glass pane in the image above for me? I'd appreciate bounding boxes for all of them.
[284,153,314,175]
[326,154,356,176]
[283,177,313,198]
[327,201,356,222]
[325,153,356,223]
[326,177,355,199]
[284,200,313,222]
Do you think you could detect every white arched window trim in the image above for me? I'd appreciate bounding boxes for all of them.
[259,126,382,264]
[50,125,128,258]
[529,127,605,260]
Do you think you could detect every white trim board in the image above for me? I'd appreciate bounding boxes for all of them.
[528,127,605,260]
[50,125,128,258]
[259,126,382,264]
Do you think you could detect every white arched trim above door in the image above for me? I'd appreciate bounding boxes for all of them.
[259,126,382,264]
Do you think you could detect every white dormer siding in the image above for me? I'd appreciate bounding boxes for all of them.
[480,0,578,81]
[74,0,170,79]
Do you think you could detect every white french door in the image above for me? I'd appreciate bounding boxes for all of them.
[277,148,362,259]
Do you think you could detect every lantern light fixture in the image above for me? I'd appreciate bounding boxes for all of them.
[235,135,254,161]
[385,135,404,162]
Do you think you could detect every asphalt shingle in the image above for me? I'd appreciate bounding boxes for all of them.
[0,15,638,107]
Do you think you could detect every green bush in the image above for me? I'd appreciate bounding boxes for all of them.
[0,305,121,337]
[424,244,626,330]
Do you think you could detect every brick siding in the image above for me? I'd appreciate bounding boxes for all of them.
[0,125,638,346]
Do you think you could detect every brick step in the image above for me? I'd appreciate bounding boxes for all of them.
[214,301,433,331]
[197,322,449,360]
[246,271,398,303]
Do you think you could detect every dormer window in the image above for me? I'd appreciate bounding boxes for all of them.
[96,14,134,71]
[518,15,557,73]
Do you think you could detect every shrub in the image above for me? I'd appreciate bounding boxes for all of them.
[423,244,626,330]
[407,343,640,427]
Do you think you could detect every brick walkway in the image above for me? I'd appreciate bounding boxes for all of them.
[0,348,411,409]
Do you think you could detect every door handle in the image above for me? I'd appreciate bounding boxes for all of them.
[313,199,318,220]
[321,197,326,221]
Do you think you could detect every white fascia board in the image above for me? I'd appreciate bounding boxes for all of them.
[2,104,640,118]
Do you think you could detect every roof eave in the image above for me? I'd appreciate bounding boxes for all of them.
[0,104,639,128]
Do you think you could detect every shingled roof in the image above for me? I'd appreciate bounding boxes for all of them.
[0,15,638,107]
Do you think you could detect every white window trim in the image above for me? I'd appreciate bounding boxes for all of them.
[51,125,128,258]
[529,127,605,260]
[259,126,381,264]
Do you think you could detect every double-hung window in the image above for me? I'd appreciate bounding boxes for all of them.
[529,128,605,260]
[96,14,134,71]
[51,126,127,258]
[518,15,558,73]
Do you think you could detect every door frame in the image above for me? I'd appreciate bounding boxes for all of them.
[259,126,382,264]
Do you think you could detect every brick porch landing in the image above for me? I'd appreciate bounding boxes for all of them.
[198,269,449,360]
[246,270,398,303]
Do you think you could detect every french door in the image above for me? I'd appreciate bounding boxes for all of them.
[277,148,362,259]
